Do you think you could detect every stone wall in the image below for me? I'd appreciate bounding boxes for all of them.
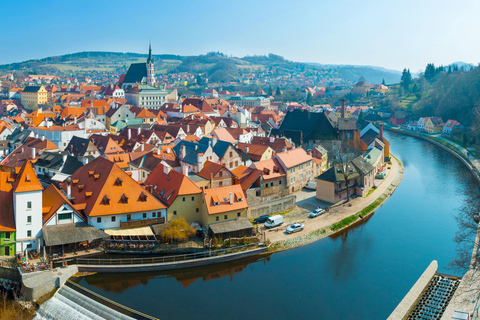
[21,265,78,301]
[248,195,296,219]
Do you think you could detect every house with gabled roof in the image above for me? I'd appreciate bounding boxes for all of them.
[424,117,444,134]
[236,143,274,162]
[144,164,203,223]
[274,148,314,192]
[63,157,166,229]
[198,137,242,170]
[201,184,248,228]
[197,161,235,188]
[443,119,464,136]
[173,140,219,173]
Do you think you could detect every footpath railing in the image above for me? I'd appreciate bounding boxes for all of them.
[76,242,266,266]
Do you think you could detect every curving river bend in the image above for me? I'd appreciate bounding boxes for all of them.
[73,132,477,320]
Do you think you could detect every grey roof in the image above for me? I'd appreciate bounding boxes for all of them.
[363,147,383,166]
[198,137,232,159]
[61,156,83,175]
[43,222,109,246]
[35,152,64,170]
[351,155,375,175]
[0,140,10,150]
[187,173,208,182]
[65,136,92,157]
[8,128,32,145]
[172,141,209,165]
[337,118,357,131]
[150,223,167,236]
[122,63,147,84]
[363,113,383,122]
[209,218,254,234]
[361,128,379,146]
[22,86,42,93]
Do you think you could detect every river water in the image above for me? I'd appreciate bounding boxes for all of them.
[73,132,477,320]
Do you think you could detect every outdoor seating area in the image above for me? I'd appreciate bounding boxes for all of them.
[16,252,49,273]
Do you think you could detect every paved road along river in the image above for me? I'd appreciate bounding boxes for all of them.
[73,131,478,320]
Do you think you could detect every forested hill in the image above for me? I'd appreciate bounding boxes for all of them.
[0,51,402,84]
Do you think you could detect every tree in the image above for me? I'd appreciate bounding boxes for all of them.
[159,217,196,243]
[332,147,359,202]
[425,63,436,82]
[400,68,412,92]
[358,76,366,83]
[196,74,204,86]
[267,85,273,96]
[306,92,314,106]
[275,86,281,96]
[382,78,386,85]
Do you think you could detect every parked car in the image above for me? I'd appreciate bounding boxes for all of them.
[264,215,284,229]
[304,181,317,190]
[286,223,305,234]
[254,215,270,224]
[309,208,325,218]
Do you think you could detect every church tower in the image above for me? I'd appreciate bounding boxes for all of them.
[146,42,156,86]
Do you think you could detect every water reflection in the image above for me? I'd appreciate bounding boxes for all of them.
[75,254,273,294]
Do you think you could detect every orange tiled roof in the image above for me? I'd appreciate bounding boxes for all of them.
[42,184,85,225]
[145,164,202,206]
[275,148,312,168]
[231,166,262,191]
[203,185,248,215]
[0,171,15,232]
[64,157,166,217]
[251,158,286,181]
[11,160,43,193]
[197,161,230,180]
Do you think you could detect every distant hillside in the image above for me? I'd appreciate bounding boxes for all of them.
[307,63,402,84]
[0,51,402,85]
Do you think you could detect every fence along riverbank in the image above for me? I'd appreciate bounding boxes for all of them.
[74,243,268,272]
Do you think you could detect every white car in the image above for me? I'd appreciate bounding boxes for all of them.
[286,223,305,234]
[309,208,325,218]
[304,181,316,190]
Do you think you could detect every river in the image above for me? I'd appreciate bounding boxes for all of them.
[73,132,478,319]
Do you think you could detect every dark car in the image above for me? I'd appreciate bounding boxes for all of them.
[254,215,270,224]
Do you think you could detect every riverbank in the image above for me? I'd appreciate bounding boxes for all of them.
[385,126,480,185]
[265,154,404,252]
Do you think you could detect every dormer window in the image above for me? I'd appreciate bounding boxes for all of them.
[138,193,148,202]
[114,178,123,186]
[120,194,129,204]
[101,195,110,206]
[212,195,220,206]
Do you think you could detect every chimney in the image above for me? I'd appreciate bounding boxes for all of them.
[157,148,160,155]
[181,145,186,159]
[74,117,77,124]
[137,127,141,135]
[212,137,218,147]
[380,123,384,139]
[141,143,145,152]
[82,157,89,165]
[229,192,233,205]
[67,178,72,199]
[41,134,45,141]
[341,99,345,119]
[128,128,131,140]
[163,165,171,175]
[63,154,67,163]
[166,148,170,154]
[31,147,36,159]
[245,146,249,154]
[269,136,274,143]
[182,165,188,177]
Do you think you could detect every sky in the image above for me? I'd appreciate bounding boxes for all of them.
[2,0,480,72]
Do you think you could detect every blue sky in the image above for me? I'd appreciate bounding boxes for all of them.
[2,0,480,71]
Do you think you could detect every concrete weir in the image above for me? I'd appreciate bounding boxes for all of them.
[21,265,78,301]
[388,261,438,320]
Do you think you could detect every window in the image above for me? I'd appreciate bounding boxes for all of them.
[173,211,177,215]
[58,213,72,220]
[230,151,233,157]
[237,212,241,217]
[270,182,274,187]
[224,215,228,220]
[97,217,101,223]
[279,180,282,185]
[216,216,219,221]
[5,232,10,240]
[127,214,131,221]
[183,197,186,202]
[27,216,32,224]
[111,216,116,222]
[192,196,194,201]
[219,171,223,177]
[196,208,199,212]
[27,202,32,210]
[27,230,32,237]
[265,183,269,188]
[143,213,147,218]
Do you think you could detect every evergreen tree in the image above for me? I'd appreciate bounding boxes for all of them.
[267,85,273,96]
[275,86,281,95]
[382,78,386,85]
[306,92,314,106]
[425,63,436,82]
[400,68,412,92]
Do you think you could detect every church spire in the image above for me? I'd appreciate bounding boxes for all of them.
[147,41,153,64]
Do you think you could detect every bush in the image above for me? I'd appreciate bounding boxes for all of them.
[160,217,196,243]
[212,237,219,249]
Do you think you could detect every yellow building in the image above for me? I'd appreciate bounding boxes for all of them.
[424,117,444,133]
[144,164,204,224]
[201,185,248,227]
[21,86,48,110]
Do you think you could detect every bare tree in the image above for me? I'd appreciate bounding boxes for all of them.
[332,147,359,202]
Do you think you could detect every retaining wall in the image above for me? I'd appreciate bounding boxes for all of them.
[21,265,78,301]
[248,195,296,219]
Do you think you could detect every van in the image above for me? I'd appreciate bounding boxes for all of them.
[264,215,284,229]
